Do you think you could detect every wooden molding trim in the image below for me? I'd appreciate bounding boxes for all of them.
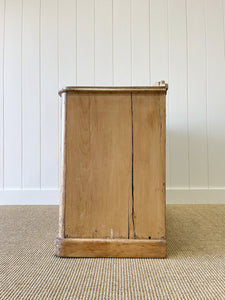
[58,85,168,96]
[55,238,167,258]
[58,93,67,238]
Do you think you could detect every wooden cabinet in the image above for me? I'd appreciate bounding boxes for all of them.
[55,82,168,258]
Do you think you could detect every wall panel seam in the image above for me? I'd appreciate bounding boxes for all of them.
[185,0,190,189]
[204,0,209,188]
[112,0,114,86]
[39,0,42,189]
[93,0,95,85]
[222,0,225,61]
[2,0,6,190]
[166,0,171,186]
[57,0,60,188]
[76,0,77,86]
[149,0,151,84]
[130,0,133,85]
[21,0,23,189]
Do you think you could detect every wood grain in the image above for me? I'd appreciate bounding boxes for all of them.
[65,92,132,239]
[58,86,168,96]
[132,92,166,239]
[55,238,167,258]
[58,93,67,238]
[57,87,167,257]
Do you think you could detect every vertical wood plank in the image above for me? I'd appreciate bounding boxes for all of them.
[168,0,189,187]
[113,0,131,85]
[65,92,132,239]
[58,93,66,238]
[22,0,40,188]
[205,0,225,187]
[0,0,5,189]
[132,0,149,85]
[58,0,76,87]
[132,92,166,239]
[187,0,208,187]
[77,0,94,85]
[95,0,113,85]
[150,0,170,187]
[4,0,22,188]
[40,0,58,188]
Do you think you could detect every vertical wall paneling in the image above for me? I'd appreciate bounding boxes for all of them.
[22,0,40,188]
[150,0,168,83]
[77,0,94,85]
[205,0,225,187]
[95,0,113,85]
[150,0,171,186]
[0,0,5,189]
[40,0,58,188]
[4,0,22,189]
[223,0,225,57]
[132,0,149,85]
[58,0,77,186]
[2,0,225,203]
[168,0,189,187]
[187,0,208,187]
[113,0,131,85]
[58,0,77,87]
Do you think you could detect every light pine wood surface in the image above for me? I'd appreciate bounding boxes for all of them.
[55,238,167,258]
[57,85,167,257]
[65,92,132,239]
[132,92,166,239]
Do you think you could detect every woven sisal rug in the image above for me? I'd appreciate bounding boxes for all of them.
[0,205,224,299]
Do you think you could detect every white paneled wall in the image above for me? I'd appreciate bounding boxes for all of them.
[1,0,225,204]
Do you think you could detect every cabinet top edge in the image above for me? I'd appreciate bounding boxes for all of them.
[58,84,168,96]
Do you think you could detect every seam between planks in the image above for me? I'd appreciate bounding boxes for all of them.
[131,92,136,239]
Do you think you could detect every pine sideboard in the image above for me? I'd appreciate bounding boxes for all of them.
[55,82,168,258]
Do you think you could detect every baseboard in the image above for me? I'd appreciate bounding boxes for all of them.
[166,188,225,204]
[0,188,225,205]
[0,189,59,205]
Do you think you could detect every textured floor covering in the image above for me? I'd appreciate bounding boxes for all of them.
[0,205,225,300]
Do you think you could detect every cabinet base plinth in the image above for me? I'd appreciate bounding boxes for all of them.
[55,237,167,258]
